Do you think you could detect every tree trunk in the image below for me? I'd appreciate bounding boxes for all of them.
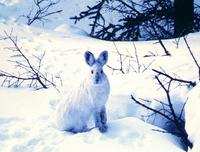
[174,0,194,37]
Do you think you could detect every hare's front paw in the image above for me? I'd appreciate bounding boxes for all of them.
[99,124,108,133]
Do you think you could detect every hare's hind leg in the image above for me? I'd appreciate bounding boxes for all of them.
[94,106,108,133]
[67,128,78,133]
[99,107,108,132]
[67,124,88,133]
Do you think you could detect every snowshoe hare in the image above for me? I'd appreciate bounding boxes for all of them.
[56,51,110,133]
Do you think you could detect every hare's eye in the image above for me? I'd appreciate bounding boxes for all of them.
[91,70,94,74]
[101,70,103,74]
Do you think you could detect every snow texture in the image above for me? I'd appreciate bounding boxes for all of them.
[0,0,199,152]
[185,83,200,152]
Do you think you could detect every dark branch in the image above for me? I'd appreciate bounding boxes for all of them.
[152,69,196,87]
[0,30,58,89]
[183,36,200,81]
[23,0,63,25]
[131,95,174,122]
[131,68,194,150]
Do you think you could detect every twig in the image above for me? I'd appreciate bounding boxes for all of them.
[155,76,178,122]
[106,42,125,74]
[152,69,196,87]
[183,36,200,81]
[173,37,181,48]
[158,39,171,56]
[131,95,174,122]
[131,68,194,150]
[0,30,58,89]
[152,129,169,134]
[107,42,154,74]
[113,42,125,74]
[132,42,141,72]
[22,0,63,25]
[150,20,171,56]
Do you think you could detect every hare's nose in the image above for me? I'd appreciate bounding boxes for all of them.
[95,73,100,83]
[95,79,99,84]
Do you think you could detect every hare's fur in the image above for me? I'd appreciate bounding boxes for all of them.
[56,51,110,133]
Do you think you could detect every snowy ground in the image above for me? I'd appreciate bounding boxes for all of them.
[0,0,200,152]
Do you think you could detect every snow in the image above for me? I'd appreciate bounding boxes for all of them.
[185,83,200,152]
[0,0,200,152]
[0,0,20,6]
[0,88,184,152]
[0,97,184,152]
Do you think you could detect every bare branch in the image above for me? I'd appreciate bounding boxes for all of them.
[131,68,195,150]
[131,95,174,122]
[0,30,58,89]
[106,42,125,74]
[158,39,171,56]
[107,42,154,74]
[132,42,141,73]
[22,0,63,25]
[152,69,196,87]
[183,36,200,81]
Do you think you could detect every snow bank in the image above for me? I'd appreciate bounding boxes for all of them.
[1,4,200,151]
[0,87,184,152]
[185,82,200,152]
[0,0,95,31]
[56,117,184,152]
[0,0,20,6]
[0,105,184,152]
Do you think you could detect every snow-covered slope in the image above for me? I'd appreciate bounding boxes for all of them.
[0,1,200,152]
[0,20,198,152]
[185,83,200,152]
[0,89,183,152]
[0,0,95,33]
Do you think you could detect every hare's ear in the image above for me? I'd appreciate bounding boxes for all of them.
[84,51,95,66]
[98,51,108,65]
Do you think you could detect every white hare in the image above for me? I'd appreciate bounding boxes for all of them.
[56,51,110,133]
